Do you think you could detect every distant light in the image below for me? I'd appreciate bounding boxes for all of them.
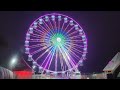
[9,55,18,69]
[39,19,43,24]
[70,20,73,26]
[58,15,61,18]
[11,58,16,64]
[79,60,83,63]
[51,15,55,21]
[58,15,61,21]
[34,22,37,25]
[39,18,43,21]
[51,15,55,18]
[64,17,68,23]
[87,77,90,79]
[11,56,17,65]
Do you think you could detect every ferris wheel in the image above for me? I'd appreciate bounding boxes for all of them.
[25,13,87,76]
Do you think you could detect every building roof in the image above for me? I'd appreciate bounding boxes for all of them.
[103,52,120,72]
[0,66,15,79]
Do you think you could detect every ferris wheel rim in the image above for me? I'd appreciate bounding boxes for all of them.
[25,13,88,73]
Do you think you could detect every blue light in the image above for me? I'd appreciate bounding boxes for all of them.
[33,25,37,29]
[84,48,87,51]
[25,48,29,54]
[64,17,68,23]
[45,16,49,21]
[39,18,43,21]
[82,35,85,38]
[80,32,83,35]
[39,19,43,24]
[28,54,32,61]
[26,33,30,40]
[33,61,37,65]
[82,54,86,57]
[32,65,36,69]
[70,20,73,26]
[29,28,33,34]
[34,22,37,25]
[83,41,87,44]
[58,15,61,21]
[51,15,55,18]
[28,54,32,57]
[79,29,83,32]
[51,15,55,21]
[39,66,42,69]
[75,25,79,30]
[45,16,48,18]
[58,15,61,18]
[25,40,29,46]
[26,33,30,36]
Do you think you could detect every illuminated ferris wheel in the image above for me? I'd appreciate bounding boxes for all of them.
[25,13,87,75]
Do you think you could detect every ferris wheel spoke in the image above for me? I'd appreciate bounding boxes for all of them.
[42,19,52,31]
[59,51,64,71]
[31,45,50,55]
[37,25,47,32]
[42,54,52,70]
[47,47,56,70]
[58,46,70,69]
[66,26,75,34]
[30,33,41,38]
[40,46,54,67]
[48,19,54,30]
[41,47,54,69]
[55,48,59,71]
[64,51,76,69]
[67,30,78,37]
[64,23,70,32]
[71,44,85,50]
[29,38,48,43]
[65,39,83,43]
[50,20,57,37]
[68,45,83,55]
[58,46,71,69]
[64,43,83,54]
[36,27,50,37]
[66,43,84,48]
[52,18,57,30]
[62,46,76,68]
[47,20,56,36]
[35,45,53,62]
[29,43,46,48]
[69,35,82,39]
[38,24,50,34]
[58,20,60,30]
[29,39,45,43]
[64,45,81,61]
[30,33,48,39]
[33,27,47,36]
[61,22,65,30]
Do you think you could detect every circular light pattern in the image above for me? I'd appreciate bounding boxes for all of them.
[25,13,87,74]
[57,37,61,42]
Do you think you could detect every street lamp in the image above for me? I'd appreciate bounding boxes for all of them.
[9,55,18,70]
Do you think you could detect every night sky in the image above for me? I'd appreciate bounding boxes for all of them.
[0,11,120,73]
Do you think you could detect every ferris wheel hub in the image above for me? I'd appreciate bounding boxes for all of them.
[56,37,61,42]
